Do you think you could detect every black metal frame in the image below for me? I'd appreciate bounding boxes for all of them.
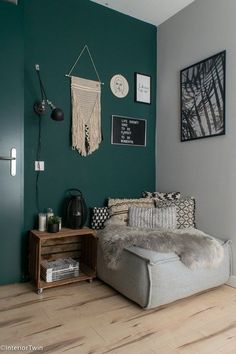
[111,115,147,147]
[180,50,226,142]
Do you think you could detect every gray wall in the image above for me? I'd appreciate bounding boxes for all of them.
[157,0,236,273]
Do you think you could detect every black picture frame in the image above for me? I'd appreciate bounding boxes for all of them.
[180,50,226,142]
[135,72,151,104]
[111,115,147,147]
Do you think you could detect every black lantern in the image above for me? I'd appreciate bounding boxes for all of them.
[65,189,88,229]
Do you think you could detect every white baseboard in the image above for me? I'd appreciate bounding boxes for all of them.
[226,276,236,288]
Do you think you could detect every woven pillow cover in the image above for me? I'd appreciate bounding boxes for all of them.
[155,197,195,229]
[128,206,177,229]
[108,198,155,225]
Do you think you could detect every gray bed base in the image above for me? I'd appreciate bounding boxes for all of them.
[97,239,232,309]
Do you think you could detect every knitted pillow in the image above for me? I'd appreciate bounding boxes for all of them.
[155,197,195,229]
[91,207,109,230]
[128,206,177,229]
[108,198,155,225]
[142,191,181,201]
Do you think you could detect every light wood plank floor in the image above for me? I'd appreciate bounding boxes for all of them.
[0,281,236,354]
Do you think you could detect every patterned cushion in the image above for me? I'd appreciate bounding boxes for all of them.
[155,197,195,229]
[91,207,109,230]
[142,191,181,201]
[108,198,155,225]
[128,206,177,229]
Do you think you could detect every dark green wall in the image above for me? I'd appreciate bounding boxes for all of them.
[0,0,156,284]
[24,0,157,234]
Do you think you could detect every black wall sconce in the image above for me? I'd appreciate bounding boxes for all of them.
[34,64,64,121]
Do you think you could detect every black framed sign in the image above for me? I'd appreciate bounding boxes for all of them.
[181,50,226,142]
[135,72,151,104]
[111,115,147,147]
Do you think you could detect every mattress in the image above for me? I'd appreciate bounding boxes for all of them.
[97,238,232,309]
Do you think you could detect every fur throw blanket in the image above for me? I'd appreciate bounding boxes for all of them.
[98,223,224,270]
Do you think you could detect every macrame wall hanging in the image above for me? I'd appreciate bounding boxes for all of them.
[66,45,104,157]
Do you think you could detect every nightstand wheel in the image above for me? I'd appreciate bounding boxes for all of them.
[37,288,43,294]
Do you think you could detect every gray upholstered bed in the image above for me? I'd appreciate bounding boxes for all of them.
[97,238,232,309]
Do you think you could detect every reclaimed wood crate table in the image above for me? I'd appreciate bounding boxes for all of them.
[29,228,97,294]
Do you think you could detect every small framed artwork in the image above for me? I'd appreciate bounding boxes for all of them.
[135,73,151,104]
[181,50,226,142]
[110,74,129,98]
[111,115,147,147]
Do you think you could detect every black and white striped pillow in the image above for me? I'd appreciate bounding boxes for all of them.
[128,206,177,229]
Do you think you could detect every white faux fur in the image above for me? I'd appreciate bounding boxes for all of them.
[98,221,224,270]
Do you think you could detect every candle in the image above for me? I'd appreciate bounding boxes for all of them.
[38,213,47,232]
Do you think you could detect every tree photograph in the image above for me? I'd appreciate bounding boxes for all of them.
[181,51,226,141]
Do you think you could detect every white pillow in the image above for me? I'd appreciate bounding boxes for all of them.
[128,206,177,229]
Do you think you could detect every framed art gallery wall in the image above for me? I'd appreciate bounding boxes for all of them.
[24,0,157,276]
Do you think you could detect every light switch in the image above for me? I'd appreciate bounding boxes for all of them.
[35,161,45,171]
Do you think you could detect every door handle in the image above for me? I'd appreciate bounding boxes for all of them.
[0,156,16,161]
[0,148,16,176]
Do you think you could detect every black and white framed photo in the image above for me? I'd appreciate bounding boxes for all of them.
[181,51,226,142]
[135,73,151,104]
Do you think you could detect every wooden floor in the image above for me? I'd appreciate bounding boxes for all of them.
[0,281,236,354]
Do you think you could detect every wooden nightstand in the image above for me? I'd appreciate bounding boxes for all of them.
[29,228,97,294]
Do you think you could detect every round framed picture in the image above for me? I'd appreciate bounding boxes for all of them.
[110,74,129,98]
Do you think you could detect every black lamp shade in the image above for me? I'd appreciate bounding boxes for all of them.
[50,108,64,121]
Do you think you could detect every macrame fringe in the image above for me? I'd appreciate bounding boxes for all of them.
[71,76,102,157]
